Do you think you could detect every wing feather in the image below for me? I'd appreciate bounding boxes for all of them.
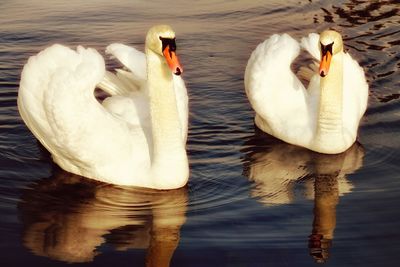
[245,34,312,143]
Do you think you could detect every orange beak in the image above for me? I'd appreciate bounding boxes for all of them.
[163,45,183,75]
[319,50,332,77]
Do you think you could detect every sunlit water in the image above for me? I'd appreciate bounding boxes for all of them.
[0,0,399,266]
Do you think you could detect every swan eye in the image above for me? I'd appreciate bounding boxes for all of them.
[320,42,334,56]
[159,37,177,54]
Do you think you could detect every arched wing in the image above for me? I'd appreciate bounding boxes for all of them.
[18,45,140,177]
[244,34,312,144]
[97,44,146,96]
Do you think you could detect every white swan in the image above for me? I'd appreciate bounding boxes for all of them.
[245,30,368,154]
[18,25,189,189]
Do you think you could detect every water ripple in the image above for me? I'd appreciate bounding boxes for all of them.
[0,0,399,265]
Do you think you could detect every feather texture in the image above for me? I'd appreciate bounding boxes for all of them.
[245,32,368,154]
[18,26,189,188]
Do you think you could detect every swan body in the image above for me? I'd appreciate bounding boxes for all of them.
[245,30,368,154]
[18,25,189,189]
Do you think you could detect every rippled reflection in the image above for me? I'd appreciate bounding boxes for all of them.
[0,0,398,265]
[18,168,188,265]
[243,130,364,263]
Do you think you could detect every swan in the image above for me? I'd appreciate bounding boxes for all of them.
[244,30,368,154]
[18,25,189,189]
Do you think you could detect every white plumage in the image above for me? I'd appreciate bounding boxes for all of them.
[245,31,368,154]
[18,25,189,189]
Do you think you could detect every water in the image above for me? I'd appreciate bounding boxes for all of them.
[0,0,399,266]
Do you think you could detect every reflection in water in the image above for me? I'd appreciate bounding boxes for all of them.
[309,172,339,264]
[243,130,364,263]
[18,168,188,265]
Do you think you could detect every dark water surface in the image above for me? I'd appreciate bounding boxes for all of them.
[1,0,399,266]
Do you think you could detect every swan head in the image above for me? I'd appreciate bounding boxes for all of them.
[146,25,183,75]
[318,30,343,77]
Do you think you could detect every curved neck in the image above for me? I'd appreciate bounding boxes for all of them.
[316,52,343,138]
[145,48,187,184]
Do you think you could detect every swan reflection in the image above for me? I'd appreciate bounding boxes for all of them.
[243,131,364,263]
[18,168,188,265]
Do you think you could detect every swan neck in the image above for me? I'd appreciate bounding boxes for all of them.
[317,52,343,136]
[146,48,186,173]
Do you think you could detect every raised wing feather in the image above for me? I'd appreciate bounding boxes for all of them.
[245,34,313,144]
[106,43,147,80]
[101,43,188,141]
